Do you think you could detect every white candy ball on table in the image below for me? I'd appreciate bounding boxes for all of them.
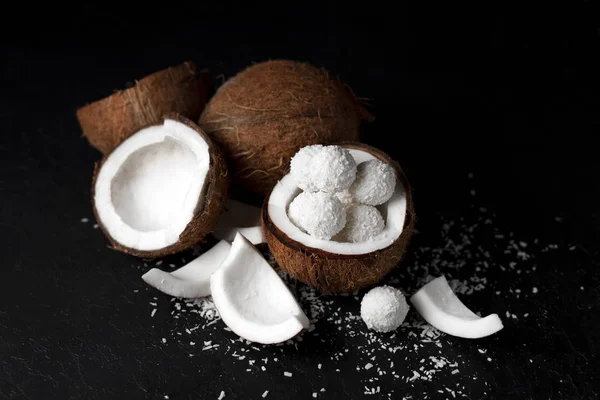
[290,145,357,193]
[288,192,347,240]
[349,159,396,206]
[361,286,409,333]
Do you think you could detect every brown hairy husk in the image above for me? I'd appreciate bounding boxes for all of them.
[199,60,372,197]
[77,62,211,154]
[92,114,229,259]
[262,143,415,293]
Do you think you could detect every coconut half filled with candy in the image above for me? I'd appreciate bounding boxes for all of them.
[262,143,415,293]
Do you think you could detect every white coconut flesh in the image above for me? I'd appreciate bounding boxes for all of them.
[268,149,407,255]
[212,199,265,245]
[141,240,231,298]
[94,119,210,251]
[410,276,504,339]
[210,233,310,344]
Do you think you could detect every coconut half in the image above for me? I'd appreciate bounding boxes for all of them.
[262,143,415,293]
[210,233,310,344]
[141,240,231,298]
[77,61,211,154]
[212,199,265,245]
[93,114,228,258]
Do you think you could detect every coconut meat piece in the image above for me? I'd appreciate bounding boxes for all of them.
[141,240,231,298]
[410,276,504,339]
[210,233,310,344]
[95,119,210,251]
[212,199,265,244]
[268,149,407,255]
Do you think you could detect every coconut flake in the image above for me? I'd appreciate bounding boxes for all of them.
[410,276,503,338]
[141,240,231,298]
[210,233,309,344]
[290,145,357,193]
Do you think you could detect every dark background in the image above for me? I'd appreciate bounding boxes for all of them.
[1,4,599,399]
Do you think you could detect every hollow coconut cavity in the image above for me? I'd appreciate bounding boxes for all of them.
[199,60,372,197]
[262,143,415,293]
[77,61,211,154]
[93,114,228,258]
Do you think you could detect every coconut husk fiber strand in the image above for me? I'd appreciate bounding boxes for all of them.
[199,60,373,197]
[77,62,211,154]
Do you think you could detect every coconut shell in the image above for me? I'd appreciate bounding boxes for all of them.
[77,62,211,154]
[199,60,373,198]
[92,114,229,259]
[262,143,415,293]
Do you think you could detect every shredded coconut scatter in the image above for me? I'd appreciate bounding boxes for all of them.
[288,192,346,240]
[129,174,566,399]
[290,145,357,193]
[349,159,396,206]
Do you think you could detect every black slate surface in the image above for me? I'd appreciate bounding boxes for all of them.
[1,5,600,399]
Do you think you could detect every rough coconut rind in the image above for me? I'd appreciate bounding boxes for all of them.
[262,143,416,293]
[77,62,211,154]
[199,60,372,197]
[92,114,229,258]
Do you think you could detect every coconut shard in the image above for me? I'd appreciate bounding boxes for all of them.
[262,143,415,293]
[77,62,211,154]
[93,114,228,258]
[199,60,373,198]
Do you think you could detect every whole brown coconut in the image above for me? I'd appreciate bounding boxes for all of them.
[199,60,372,198]
[92,114,229,259]
[262,143,415,293]
[77,62,211,154]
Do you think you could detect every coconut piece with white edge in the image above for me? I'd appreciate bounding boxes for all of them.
[410,275,504,339]
[212,199,265,245]
[141,240,231,298]
[210,233,310,344]
[262,142,415,293]
[93,114,228,258]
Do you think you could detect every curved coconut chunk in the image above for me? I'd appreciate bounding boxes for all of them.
[95,118,210,251]
[213,200,265,244]
[210,233,310,344]
[267,149,407,255]
[141,240,231,298]
[410,276,504,339]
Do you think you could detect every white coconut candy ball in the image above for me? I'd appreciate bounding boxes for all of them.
[334,189,354,206]
[349,159,396,206]
[288,191,347,240]
[290,145,357,193]
[334,204,384,243]
[361,286,409,333]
